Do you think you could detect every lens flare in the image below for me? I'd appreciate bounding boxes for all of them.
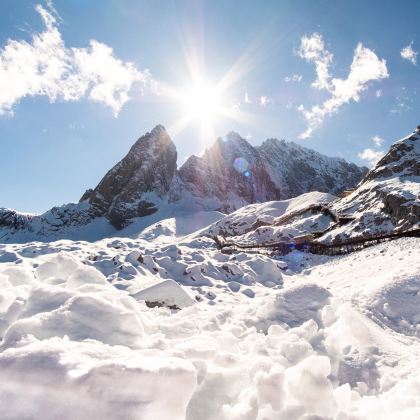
[233,157,250,176]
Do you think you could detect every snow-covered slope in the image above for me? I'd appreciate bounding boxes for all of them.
[203,191,336,244]
[0,225,419,419]
[0,125,366,243]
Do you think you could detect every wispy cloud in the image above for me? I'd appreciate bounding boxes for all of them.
[371,135,384,147]
[400,42,417,65]
[390,86,413,114]
[260,96,273,107]
[244,92,252,104]
[297,33,388,138]
[0,2,155,116]
[358,148,384,167]
[375,89,382,98]
[298,33,332,90]
[284,74,302,83]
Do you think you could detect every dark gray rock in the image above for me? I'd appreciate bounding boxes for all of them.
[81,125,177,228]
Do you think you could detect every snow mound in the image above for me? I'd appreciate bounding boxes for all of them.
[257,283,331,328]
[131,279,196,309]
[0,338,196,420]
[369,274,420,336]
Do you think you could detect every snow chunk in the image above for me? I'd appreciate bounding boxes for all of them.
[131,279,195,309]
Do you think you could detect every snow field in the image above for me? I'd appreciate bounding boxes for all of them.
[0,235,419,419]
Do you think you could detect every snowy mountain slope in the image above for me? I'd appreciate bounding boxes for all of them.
[259,138,366,198]
[0,125,366,243]
[203,191,336,243]
[0,224,419,419]
[201,128,419,247]
[318,128,420,243]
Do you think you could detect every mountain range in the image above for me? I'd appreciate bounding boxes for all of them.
[0,124,382,242]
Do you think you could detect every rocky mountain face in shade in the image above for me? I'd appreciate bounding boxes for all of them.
[318,128,420,243]
[0,125,368,240]
[80,125,177,229]
[175,132,367,212]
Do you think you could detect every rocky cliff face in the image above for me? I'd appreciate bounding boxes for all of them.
[258,138,366,198]
[81,125,177,229]
[177,133,281,212]
[319,128,420,243]
[0,125,369,241]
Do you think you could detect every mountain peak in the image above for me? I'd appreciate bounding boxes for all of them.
[150,124,167,135]
[364,129,420,182]
[81,127,177,228]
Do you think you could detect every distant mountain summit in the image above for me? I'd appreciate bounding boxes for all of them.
[0,125,368,242]
[81,126,367,222]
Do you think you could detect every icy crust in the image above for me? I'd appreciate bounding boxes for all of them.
[1,236,420,419]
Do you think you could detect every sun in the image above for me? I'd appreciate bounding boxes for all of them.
[182,81,224,123]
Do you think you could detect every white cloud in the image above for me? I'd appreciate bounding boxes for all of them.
[260,96,273,107]
[400,42,417,65]
[358,148,384,167]
[371,135,383,146]
[297,33,389,138]
[375,89,382,98]
[244,92,252,104]
[284,74,302,83]
[298,33,332,90]
[0,3,154,116]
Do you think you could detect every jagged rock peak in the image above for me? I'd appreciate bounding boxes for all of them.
[81,124,177,229]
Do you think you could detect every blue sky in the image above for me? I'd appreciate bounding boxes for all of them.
[1,0,420,213]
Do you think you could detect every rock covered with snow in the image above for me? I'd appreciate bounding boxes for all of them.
[176,132,281,212]
[259,137,367,198]
[319,128,420,243]
[131,279,195,309]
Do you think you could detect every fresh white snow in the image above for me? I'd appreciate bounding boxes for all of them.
[0,210,419,419]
